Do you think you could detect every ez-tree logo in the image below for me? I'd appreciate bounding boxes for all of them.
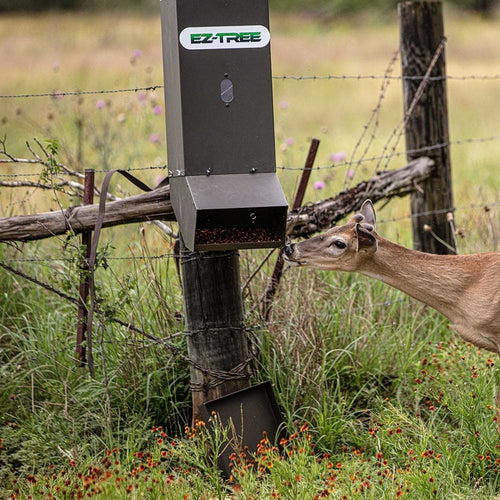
[179,25,270,50]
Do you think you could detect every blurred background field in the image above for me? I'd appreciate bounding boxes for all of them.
[0,4,499,249]
[1,2,500,498]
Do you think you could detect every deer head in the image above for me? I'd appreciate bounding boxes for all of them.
[283,200,378,271]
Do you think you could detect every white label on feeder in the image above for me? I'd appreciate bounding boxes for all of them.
[179,25,270,50]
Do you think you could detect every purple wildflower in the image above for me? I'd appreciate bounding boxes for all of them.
[329,152,347,163]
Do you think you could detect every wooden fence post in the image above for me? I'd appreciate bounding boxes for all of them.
[399,1,456,254]
[180,242,251,422]
[76,169,94,365]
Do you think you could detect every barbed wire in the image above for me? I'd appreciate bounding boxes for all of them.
[341,50,401,191]
[272,74,500,81]
[0,73,499,99]
[1,135,499,180]
[0,85,163,100]
[278,135,500,171]
[0,164,167,179]
[0,199,497,266]
[377,200,500,224]
[0,254,178,263]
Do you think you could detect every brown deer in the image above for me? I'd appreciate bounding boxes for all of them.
[283,200,500,428]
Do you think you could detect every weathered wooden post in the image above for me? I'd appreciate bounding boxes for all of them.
[161,0,288,420]
[76,168,94,365]
[399,1,456,254]
[180,246,249,419]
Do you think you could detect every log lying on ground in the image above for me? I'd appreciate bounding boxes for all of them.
[289,157,434,239]
[0,157,433,243]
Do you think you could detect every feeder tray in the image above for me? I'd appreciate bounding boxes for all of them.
[170,173,287,251]
[200,381,283,478]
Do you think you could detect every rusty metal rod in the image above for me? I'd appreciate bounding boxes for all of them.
[291,138,320,211]
[261,139,320,320]
[76,169,94,365]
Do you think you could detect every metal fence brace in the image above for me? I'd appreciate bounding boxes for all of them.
[161,0,288,251]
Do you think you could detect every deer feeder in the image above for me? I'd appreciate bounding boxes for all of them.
[160,0,288,251]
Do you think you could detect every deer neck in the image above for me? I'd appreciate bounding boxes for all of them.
[357,237,468,321]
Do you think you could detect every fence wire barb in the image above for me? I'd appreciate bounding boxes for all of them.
[0,73,499,99]
[272,74,500,81]
[0,85,163,100]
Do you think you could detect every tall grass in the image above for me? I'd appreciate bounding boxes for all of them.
[2,253,499,497]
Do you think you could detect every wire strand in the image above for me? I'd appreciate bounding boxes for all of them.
[2,136,499,179]
[0,73,499,99]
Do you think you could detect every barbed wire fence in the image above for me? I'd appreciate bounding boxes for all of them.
[1,55,499,378]
[0,72,499,101]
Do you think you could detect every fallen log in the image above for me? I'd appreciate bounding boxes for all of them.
[0,157,433,243]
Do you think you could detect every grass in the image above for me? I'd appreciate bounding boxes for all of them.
[0,6,499,500]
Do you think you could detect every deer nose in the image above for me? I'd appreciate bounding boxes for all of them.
[283,244,295,258]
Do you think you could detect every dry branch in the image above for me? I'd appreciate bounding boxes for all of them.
[0,157,433,243]
[288,156,434,239]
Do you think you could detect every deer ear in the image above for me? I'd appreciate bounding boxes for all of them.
[355,224,378,253]
[359,200,376,229]
[349,213,365,224]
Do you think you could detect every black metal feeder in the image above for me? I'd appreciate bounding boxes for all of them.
[160,0,288,251]
[200,381,284,478]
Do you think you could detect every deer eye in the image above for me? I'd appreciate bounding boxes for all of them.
[331,239,347,250]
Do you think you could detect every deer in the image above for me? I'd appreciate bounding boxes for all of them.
[282,200,500,429]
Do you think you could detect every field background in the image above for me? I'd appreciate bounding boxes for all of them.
[1,4,500,499]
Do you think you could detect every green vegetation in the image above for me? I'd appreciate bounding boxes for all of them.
[1,9,499,500]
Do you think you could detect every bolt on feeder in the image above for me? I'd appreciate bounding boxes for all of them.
[160,0,288,251]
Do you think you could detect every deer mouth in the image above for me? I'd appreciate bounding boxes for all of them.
[283,255,307,266]
[282,244,307,266]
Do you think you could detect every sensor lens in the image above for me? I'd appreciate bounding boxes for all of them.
[220,78,234,103]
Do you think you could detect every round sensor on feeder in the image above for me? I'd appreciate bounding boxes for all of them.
[220,78,234,103]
